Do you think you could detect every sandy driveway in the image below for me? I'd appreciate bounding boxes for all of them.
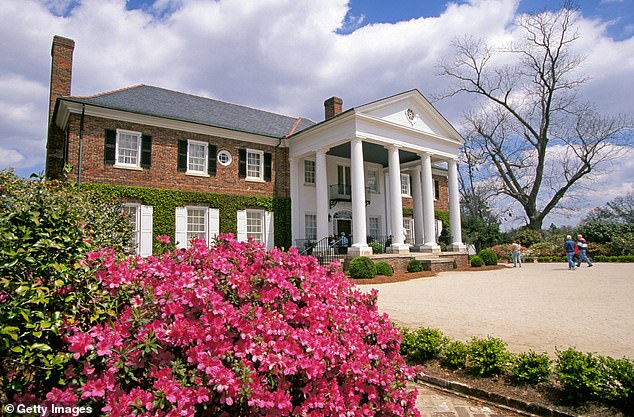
[358,263,634,358]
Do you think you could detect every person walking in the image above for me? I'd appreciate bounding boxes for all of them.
[564,235,576,270]
[338,232,349,255]
[576,234,593,267]
[512,240,522,268]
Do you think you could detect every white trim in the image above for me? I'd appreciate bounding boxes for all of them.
[186,139,208,175]
[265,211,274,250]
[236,210,247,242]
[217,149,232,166]
[114,129,142,168]
[401,173,411,197]
[123,203,141,253]
[139,205,153,257]
[246,148,264,181]
[175,207,187,249]
[303,159,316,185]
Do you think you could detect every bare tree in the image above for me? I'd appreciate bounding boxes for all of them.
[439,4,632,230]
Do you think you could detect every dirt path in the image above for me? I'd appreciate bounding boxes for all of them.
[358,263,634,358]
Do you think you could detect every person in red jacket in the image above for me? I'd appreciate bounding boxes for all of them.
[576,234,593,267]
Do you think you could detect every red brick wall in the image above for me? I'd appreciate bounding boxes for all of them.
[401,174,449,212]
[65,114,288,197]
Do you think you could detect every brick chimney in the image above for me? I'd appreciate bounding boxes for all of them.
[324,96,342,120]
[46,35,75,179]
[48,35,75,123]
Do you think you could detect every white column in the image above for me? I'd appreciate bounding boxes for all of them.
[387,144,409,254]
[411,166,425,250]
[384,172,391,236]
[348,138,371,256]
[448,158,466,251]
[315,149,329,241]
[289,157,300,246]
[421,152,441,253]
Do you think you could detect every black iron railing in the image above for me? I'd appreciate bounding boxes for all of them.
[296,236,347,266]
[329,184,371,208]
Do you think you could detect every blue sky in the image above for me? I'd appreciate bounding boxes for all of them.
[1,0,633,227]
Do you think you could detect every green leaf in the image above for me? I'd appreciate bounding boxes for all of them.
[30,343,52,352]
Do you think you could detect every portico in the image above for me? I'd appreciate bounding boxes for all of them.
[288,89,466,257]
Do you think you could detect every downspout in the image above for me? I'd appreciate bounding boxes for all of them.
[77,104,85,191]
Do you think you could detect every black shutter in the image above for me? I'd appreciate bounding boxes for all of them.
[177,140,187,172]
[208,144,217,175]
[238,149,246,178]
[104,129,116,165]
[264,152,272,181]
[141,135,152,168]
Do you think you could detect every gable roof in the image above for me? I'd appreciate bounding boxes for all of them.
[63,85,315,138]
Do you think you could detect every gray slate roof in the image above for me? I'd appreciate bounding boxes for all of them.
[64,85,315,138]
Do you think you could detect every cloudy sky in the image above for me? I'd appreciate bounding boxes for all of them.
[1,0,632,227]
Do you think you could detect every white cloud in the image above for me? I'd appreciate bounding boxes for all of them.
[0,0,632,210]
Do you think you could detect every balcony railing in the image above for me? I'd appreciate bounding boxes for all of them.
[329,184,371,208]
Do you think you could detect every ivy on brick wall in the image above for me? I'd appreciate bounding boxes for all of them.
[83,184,291,252]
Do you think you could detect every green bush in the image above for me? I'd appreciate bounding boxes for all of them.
[467,336,510,377]
[478,249,498,266]
[375,261,394,276]
[524,256,535,263]
[400,327,448,362]
[512,228,543,247]
[510,351,551,385]
[556,348,606,401]
[593,255,634,263]
[441,340,469,369]
[556,347,634,405]
[348,256,377,278]
[0,170,133,398]
[368,241,384,254]
[407,259,423,272]
[470,255,484,267]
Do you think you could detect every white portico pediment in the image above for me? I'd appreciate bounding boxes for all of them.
[287,89,464,160]
[354,89,464,146]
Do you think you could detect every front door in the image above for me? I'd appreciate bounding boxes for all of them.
[337,219,352,238]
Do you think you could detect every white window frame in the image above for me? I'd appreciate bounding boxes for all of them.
[305,213,317,241]
[186,206,208,244]
[246,149,264,181]
[304,160,315,185]
[434,179,440,201]
[246,210,265,242]
[403,217,414,244]
[115,129,142,168]
[367,169,379,193]
[122,203,140,252]
[217,149,232,166]
[368,215,381,239]
[186,139,208,176]
[401,173,411,197]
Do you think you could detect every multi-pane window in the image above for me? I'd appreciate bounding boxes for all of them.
[305,214,317,241]
[368,216,381,239]
[117,130,141,166]
[217,150,232,166]
[122,204,139,250]
[304,160,315,184]
[188,140,207,173]
[401,174,411,196]
[247,150,263,180]
[367,170,378,193]
[187,207,207,243]
[403,218,414,244]
[247,211,264,242]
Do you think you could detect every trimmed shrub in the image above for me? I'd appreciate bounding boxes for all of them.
[467,336,510,377]
[400,327,448,363]
[0,170,132,398]
[478,249,498,266]
[375,261,394,276]
[44,237,420,416]
[470,256,484,267]
[510,351,551,385]
[441,340,469,369]
[556,347,605,401]
[349,256,377,278]
[407,259,423,273]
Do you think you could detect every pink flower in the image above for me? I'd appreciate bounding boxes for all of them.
[156,235,171,243]
[68,333,94,360]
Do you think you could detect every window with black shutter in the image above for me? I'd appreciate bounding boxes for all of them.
[208,144,217,175]
[238,149,247,178]
[104,129,116,165]
[140,135,152,168]
[177,140,187,172]
[264,152,272,181]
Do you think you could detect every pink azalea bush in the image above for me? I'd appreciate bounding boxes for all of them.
[49,235,420,416]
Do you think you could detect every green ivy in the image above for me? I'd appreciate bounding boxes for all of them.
[402,208,449,225]
[83,184,291,251]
